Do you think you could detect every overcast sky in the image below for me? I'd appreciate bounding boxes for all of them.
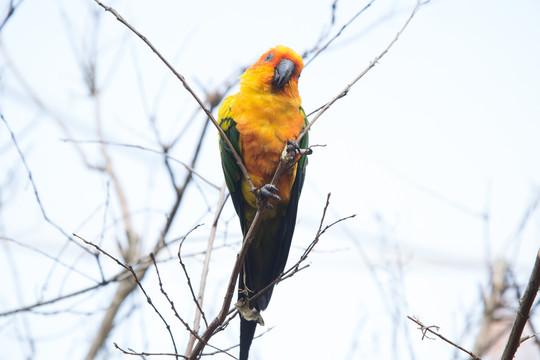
[1,0,540,359]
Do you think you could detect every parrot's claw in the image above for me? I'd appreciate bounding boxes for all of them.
[259,184,280,209]
[287,140,302,156]
[235,299,265,326]
[286,140,312,162]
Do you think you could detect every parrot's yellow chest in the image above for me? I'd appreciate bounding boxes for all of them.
[233,90,304,206]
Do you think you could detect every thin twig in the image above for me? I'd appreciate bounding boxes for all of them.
[202,326,275,357]
[75,234,179,359]
[62,139,220,190]
[0,44,92,167]
[0,236,97,282]
[114,343,188,359]
[91,82,140,263]
[0,114,87,251]
[303,0,376,67]
[177,225,208,329]
[149,253,197,338]
[148,253,230,357]
[249,194,355,305]
[298,0,424,143]
[0,274,120,317]
[93,0,254,192]
[407,316,482,360]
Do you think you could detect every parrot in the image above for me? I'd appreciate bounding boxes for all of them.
[218,45,309,360]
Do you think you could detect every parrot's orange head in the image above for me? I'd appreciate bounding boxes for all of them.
[240,45,303,98]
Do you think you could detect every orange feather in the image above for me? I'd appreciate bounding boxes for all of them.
[233,45,304,205]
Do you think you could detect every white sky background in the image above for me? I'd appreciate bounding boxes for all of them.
[1,0,540,359]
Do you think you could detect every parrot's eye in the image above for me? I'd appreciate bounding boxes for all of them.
[264,53,274,62]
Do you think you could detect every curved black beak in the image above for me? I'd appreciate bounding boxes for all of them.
[272,59,295,88]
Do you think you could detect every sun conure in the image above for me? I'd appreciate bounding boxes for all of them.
[218,45,309,360]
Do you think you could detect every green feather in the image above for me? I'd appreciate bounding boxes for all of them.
[219,116,248,232]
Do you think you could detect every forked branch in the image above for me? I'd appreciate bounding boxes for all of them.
[408,316,482,360]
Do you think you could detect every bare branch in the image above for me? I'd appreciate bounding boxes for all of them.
[303,0,376,67]
[62,139,221,190]
[0,114,88,251]
[298,0,424,143]
[501,248,540,360]
[92,0,254,193]
[408,316,482,360]
[0,45,93,167]
[93,89,139,263]
[75,234,179,359]
[249,194,355,306]
[202,326,274,357]
[0,0,25,32]
[0,274,120,317]
[114,343,188,359]
[177,225,208,329]
[149,253,205,349]
[185,184,228,355]
[0,236,98,282]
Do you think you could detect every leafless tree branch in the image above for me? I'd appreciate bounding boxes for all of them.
[62,139,221,190]
[247,193,356,306]
[149,252,231,359]
[92,0,254,193]
[185,184,228,356]
[408,315,482,360]
[177,225,208,329]
[0,0,25,32]
[0,114,88,251]
[303,0,376,67]
[298,0,425,142]
[114,343,188,359]
[501,248,540,360]
[75,234,179,359]
[0,44,93,167]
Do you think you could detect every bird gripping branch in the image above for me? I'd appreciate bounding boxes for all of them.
[218,45,309,360]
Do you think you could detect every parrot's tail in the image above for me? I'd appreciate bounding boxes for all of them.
[240,318,257,360]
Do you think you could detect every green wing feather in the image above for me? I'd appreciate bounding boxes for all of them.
[218,112,248,234]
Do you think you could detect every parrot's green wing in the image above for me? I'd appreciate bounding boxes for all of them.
[268,105,309,300]
[218,96,247,233]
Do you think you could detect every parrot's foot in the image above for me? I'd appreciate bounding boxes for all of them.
[286,140,312,162]
[235,299,265,326]
[259,184,280,209]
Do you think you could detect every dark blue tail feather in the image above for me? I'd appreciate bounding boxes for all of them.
[240,318,257,360]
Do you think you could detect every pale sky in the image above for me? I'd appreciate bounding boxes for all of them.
[1,0,540,359]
